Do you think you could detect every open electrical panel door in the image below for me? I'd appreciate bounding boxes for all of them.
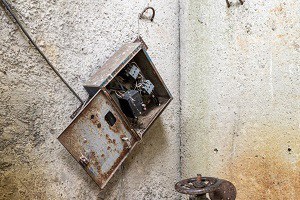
[58,89,139,189]
[58,38,172,188]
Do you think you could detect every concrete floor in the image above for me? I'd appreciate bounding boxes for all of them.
[1,0,300,199]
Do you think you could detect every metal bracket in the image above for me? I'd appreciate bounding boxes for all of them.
[139,6,155,22]
[226,0,244,7]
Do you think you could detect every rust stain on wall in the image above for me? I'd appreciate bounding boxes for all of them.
[225,125,300,200]
[271,4,284,14]
[229,151,300,199]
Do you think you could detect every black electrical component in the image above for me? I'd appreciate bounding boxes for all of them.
[108,62,159,119]
[107,62,158,120]
[141,80,154,95]
[119,62,141,81]
[127,63,140,80]
[118,90,143,118]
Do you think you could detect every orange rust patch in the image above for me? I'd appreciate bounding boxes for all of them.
[120,134,126,140]
[90,113,100,125]
[100,140,133,181]
[90,151,96,159]
[223,125,300,200]
[271,5,283,13]
[228,152,300,199]
[105,134,113,144]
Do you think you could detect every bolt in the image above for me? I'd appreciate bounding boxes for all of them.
[142,104,147,111]
[194,174,206,189]
[197,174,202,182]
[79,155,89,167]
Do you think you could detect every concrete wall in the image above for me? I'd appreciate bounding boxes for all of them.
[0,1,180,199]
[180,0,300,199]
[1,0,300,199]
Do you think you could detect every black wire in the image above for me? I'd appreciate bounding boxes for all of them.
[1,0,84,104]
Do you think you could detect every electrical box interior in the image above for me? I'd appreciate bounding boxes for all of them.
[83,38,172,138]
[105,51,171,137]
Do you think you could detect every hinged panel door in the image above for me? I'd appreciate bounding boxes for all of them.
[58,90,138,189]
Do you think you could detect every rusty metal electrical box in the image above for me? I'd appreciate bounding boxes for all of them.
[58,38,172,189]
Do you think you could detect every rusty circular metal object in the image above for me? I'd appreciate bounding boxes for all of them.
[175,176,222,195]
[209,180,236,200]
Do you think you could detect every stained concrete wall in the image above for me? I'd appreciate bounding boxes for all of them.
[180,0,300,199]
[0,1,180,199]
[2,0,300,199]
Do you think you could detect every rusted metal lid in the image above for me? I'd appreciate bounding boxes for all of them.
[83,42,143,94]
[58,89,139,189]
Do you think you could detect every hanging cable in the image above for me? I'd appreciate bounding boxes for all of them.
[1,0,84,104]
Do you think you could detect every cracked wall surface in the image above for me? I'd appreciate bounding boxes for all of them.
[0,0,180,199]
[180,0,300,199]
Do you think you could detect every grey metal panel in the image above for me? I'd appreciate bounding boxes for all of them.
[58,90,138,189]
